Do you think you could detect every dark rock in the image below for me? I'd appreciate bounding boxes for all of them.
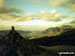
[0,26,45,56]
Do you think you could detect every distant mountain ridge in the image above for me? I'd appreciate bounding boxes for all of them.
[0,25,75,39]
[29,25,75,38]
[42,25,73,35]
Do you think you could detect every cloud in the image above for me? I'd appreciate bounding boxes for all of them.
[0,9,71,22]
[33,0,75,12]
[15,10,63,22]
[0,13,18,21]
[0,0,21,14]
[51,0,75,12]
[0,6,21,14]
[0,0,22,22]
[0,0,4,7]
[0,13,33,22]
[0,0,74,22]
[32,0,68,7]
[0,0,32,22]
[36,10,63,21]
[49,0,68,7]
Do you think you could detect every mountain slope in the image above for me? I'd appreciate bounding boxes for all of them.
[29,25,74,38]
[0,26,75,56]
[31,29,75,46]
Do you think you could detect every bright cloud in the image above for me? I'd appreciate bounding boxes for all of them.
[0,18,73,31]
[0,9,74,22]
[9,19,74,26]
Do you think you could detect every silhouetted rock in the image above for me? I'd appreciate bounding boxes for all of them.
[0,26,45,56]
[12,26,15,31]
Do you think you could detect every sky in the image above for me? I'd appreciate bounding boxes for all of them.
[0,0,75,31]
[4,0,70,14]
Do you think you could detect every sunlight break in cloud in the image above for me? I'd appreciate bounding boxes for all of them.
[8,19,73,26]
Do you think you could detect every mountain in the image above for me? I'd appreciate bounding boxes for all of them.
[0,25,73,39]
[42,25,73,35]
[0,26,75,56]
[29,25,74,38]
[70,20,75,23]
[31,29,75,46]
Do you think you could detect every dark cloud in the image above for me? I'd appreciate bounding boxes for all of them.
[0,6,21,14]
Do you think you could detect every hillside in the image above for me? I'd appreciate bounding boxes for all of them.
[31,29,75,46]
[0,26,75,56]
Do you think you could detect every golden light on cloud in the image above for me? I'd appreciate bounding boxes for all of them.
[0,18,73,31]
[0,9,73,23]
[0,0,4,7]
[49,0,68,7]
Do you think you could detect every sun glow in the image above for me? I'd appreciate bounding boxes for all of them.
[10,19,61,27]
[8,18,73,27]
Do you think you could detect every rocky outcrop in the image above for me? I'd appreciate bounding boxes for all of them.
[0,26,45,56]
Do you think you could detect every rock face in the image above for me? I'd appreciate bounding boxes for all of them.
[0,26,44,56]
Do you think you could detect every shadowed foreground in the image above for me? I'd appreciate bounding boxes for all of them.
[0,26,75,56]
